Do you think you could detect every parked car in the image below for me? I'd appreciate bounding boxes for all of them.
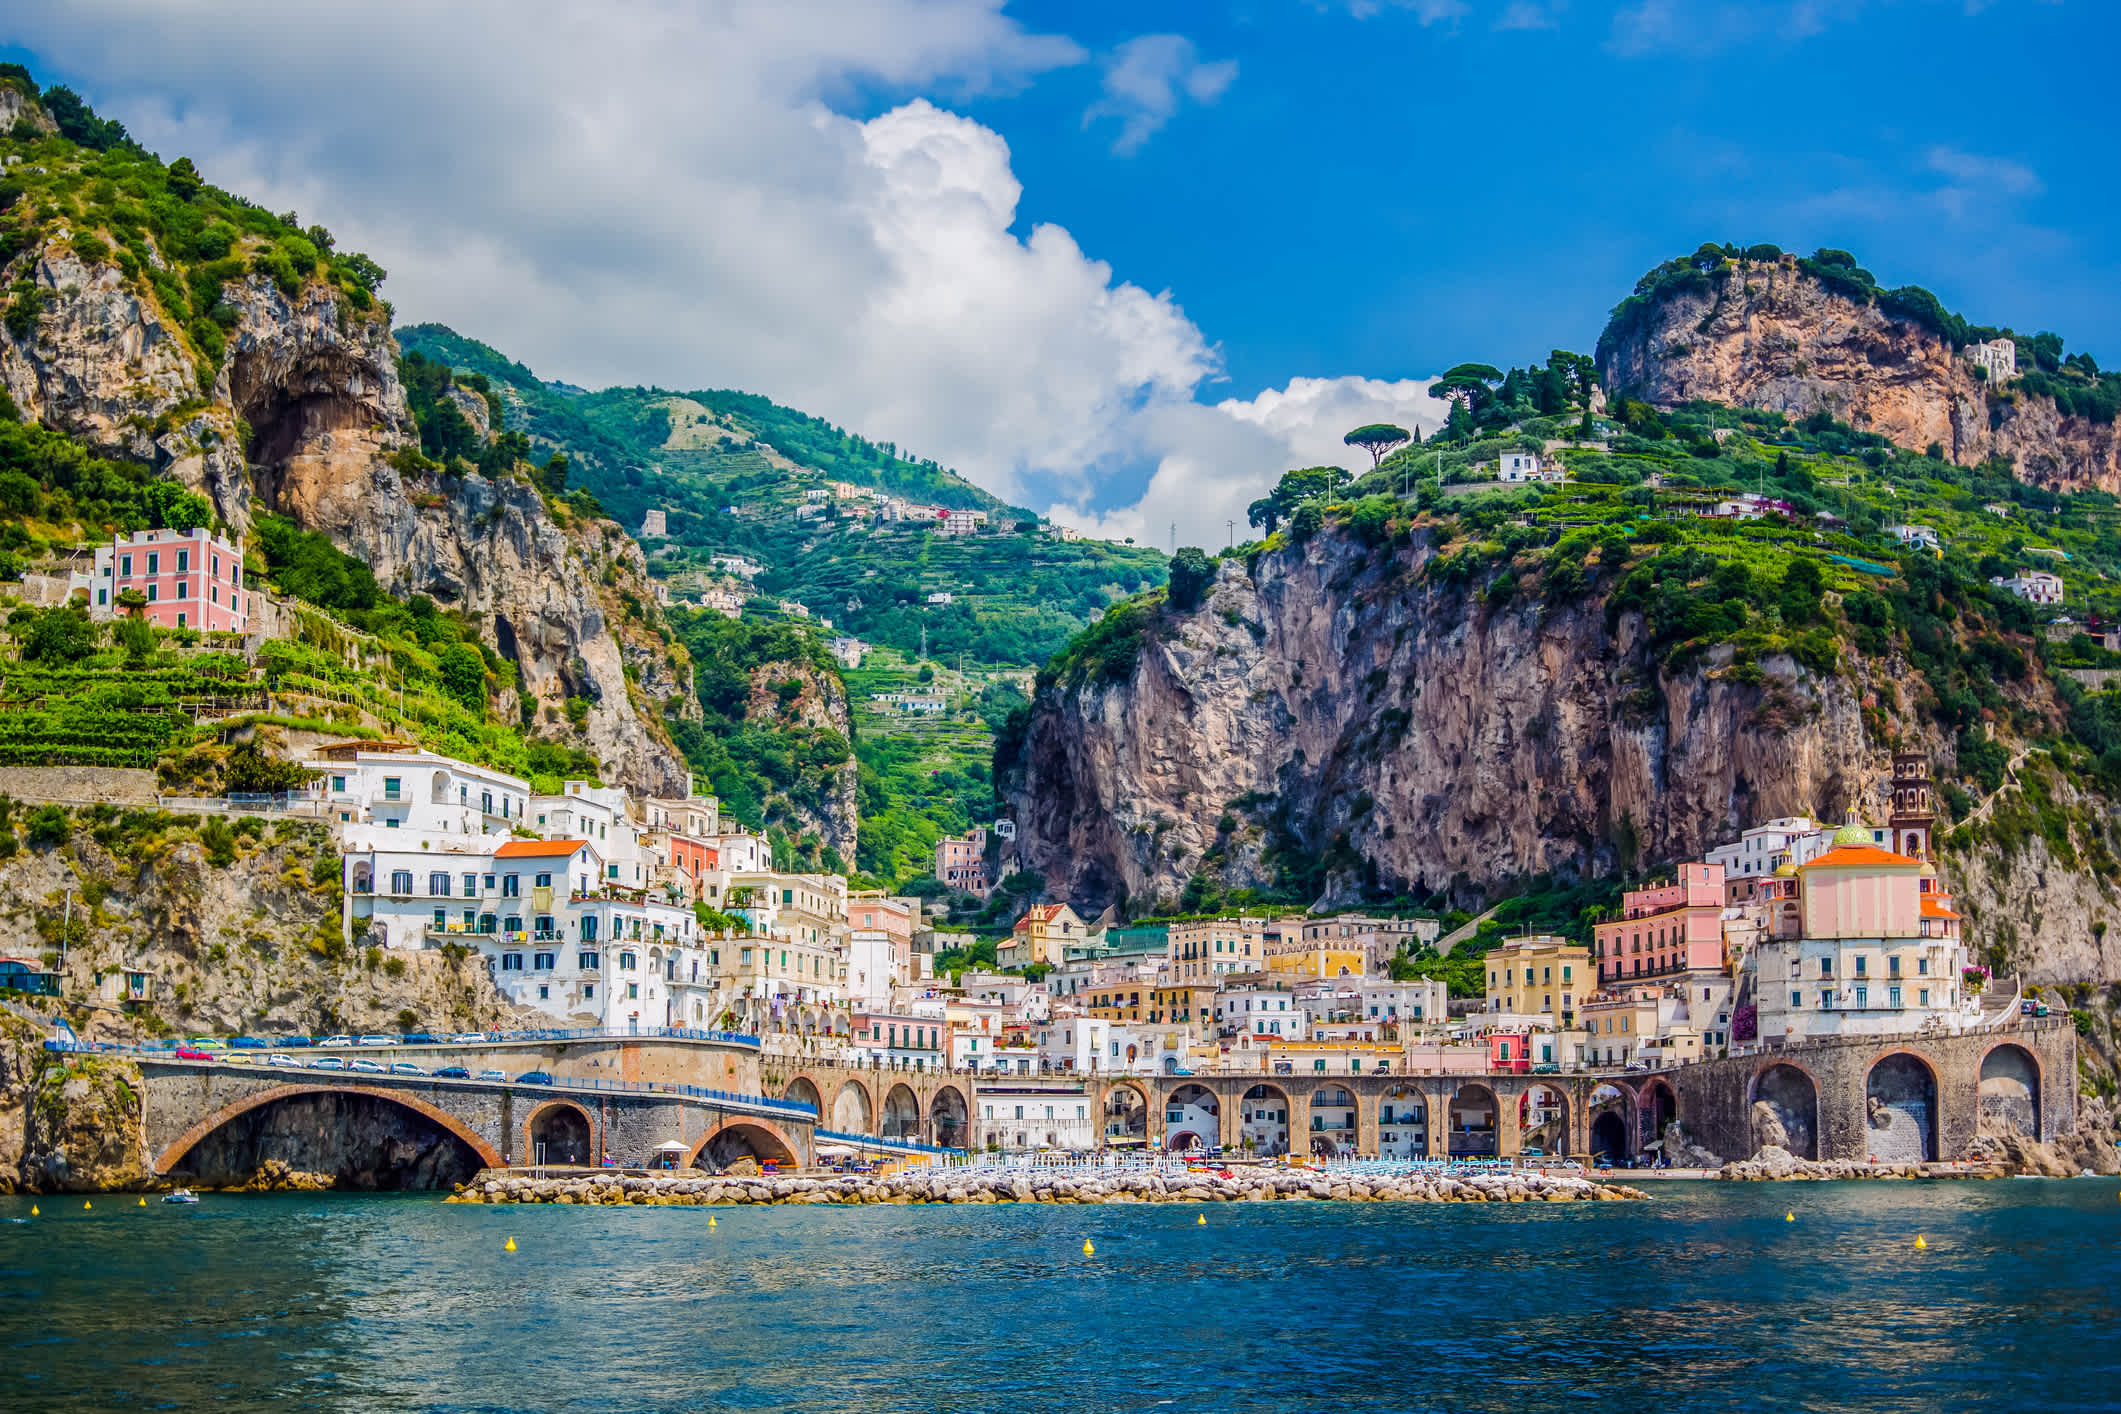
[348,1058,385,1074]
[174,1047,213,1060]
[1522,1147,1545,1157]
[355,1035,394,1047]
[400,1032,441,1045]
[281,1036,312,1048]
[434,1066,472,1079]
[185,1038,226,1051]
[311,1056,347,1071]
[452,1033,489,1044]
[268,1054,301,1069]
[1531,1064,1560,1074]
[2021,999,2035,1015]
[223,1052,253,1065]
[230,1036,269,1049]
[389,1062,427,1076]
[1624,1061,1649,1072]
[317,1035,354,1048]
[513,1070,555,1085]
[476,1068,507,1081]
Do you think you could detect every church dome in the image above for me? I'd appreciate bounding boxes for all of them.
[1831,819,1873,846]
[1774,862,1798,878]
[1919,859,1938,876]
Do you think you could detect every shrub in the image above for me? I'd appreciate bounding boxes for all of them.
[24,804,69,849]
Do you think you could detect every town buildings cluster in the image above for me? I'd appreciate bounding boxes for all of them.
[306,739,1995,1153]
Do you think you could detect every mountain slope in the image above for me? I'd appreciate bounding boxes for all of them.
[0,71,688,792]
[1597,243,2121,492]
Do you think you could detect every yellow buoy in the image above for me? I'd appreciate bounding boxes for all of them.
[1786,1212,1794,1222]
[83,1200,91,1210]
[1083,1238,1094,1256]
[139,1197,146,1206]
[1915,1234,1927,1250]
[504,1236,517,1252]
[708,1215,718,1227]
[1197,1214,1206,1225]
[28,1204,37,1216]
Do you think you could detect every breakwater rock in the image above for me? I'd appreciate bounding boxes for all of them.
[1716,1145,1993,1181]
[448,1166,1647,1207]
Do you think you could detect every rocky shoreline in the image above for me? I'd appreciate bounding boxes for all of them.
[446,1166,1648,1207]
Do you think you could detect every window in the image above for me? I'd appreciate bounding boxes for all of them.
[534,953,555,970]
[462,872,479,897]
[535,872,552,888]
[176,580,189,600]
[1855,955,1867,976]
[579,951,600,970]
[501,954,523,971]
[147,552,159,575]
[430,872,451,897]
[332,774,347,793]
[147,584,158,602]
[504,874,520,897]
[383,777,402,802]
[537,984,549,1000]
[583,984,595,999]
[627,983,638,999]
[1919,988,1930,1006]
[1918,957,1930,975]
[390,870,413,895]
[1888,985,1903,1008]
[176,549,188,574]
[121,554,132,577]
[432,908,445,927]
[619,951,637,971]
[1820,991,1833,1010]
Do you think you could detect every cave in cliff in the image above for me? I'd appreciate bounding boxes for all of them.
[170,1092,484,1191]
[230,349,386,500]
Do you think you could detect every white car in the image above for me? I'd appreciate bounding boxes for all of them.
[389,1061,427,1076]
[268,1054,300,1068]
[311,1056,347,1071]
[452,1033,489,1044]
[476,1068,506,1082]
[355,1035,394,1047]
[348,1057,385,1074]
[317,1035,354,1048]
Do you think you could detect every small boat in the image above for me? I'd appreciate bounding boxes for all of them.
[161,1188,199,1205]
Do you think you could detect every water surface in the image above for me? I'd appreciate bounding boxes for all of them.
[3,1180,2117,1411]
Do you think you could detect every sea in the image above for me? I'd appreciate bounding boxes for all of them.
[2,1179,2117,1412]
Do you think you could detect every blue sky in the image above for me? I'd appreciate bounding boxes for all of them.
[943,0,2114,387]
[4,1,2113,540]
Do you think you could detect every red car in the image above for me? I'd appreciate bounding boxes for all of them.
[175,1047,213,1060]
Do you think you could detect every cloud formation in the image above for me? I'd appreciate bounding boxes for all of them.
[1082,34,1239,156]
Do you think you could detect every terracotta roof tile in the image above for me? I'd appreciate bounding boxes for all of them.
[494,839,590,858]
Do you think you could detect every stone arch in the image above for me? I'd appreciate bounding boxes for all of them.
[1308,1085,1358,1157]
[882,1083,920,1140]
[1447,1082,1500,1157]
[930,1084,970,1149]
[785,1076,823,1116]
[1518,1082,1570,1157]
[689,1117,799,1171]
[1163,1082,1220,1153]
[523,1099,596,1167]
[1978,1042,2041,1141]
[1587,1082,1633,1163]
[1637,1076,1677,1152]
[1102,1080,1151,1146]
[831,1078,875,1133]
[1376,1085,1428,1159]
[1747,1061,1819,1159]
[154,1082,501,1177]
[1865,1050,1939,1163]
[1239,1084,1291,1156]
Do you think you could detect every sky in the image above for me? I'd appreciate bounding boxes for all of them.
[4,0,2113,547]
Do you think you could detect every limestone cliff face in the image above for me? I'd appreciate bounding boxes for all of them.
[1597,256,2121,493]
[0,241,689,791]
[1006,527,1916,912]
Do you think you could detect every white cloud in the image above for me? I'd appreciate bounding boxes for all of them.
[1926,146,2043,197]
[1329,0,1471,21]
[1082,35,1238,156]
[1495,1,1566,29]
[1609,0,2056,55]
[1048,375,1452,547]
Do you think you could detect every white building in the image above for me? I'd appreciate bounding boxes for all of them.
[1990,570,2063,605]
[639,508,667,538]
[1967,338,2017,384]
[1887,524,1942,552]
[310,744,531,834]
[976,1086,1096,1151]
[1498,451,1545,482]
[531,781,652,892]
[1215,977,1306,1041]
[1706,816,1827,881]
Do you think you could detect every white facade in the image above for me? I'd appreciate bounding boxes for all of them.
[1887,524,1941,552]
[532,781,651,891]
[1990,570,2063,605]
[1967,338,2017,384]
[1216,980,1306,1040]
[312,749,531,834]
[1499,451,1545,482]
[977,1088,1096,1151]
[1705,816,1825,880]
[1752,936,1971,1045]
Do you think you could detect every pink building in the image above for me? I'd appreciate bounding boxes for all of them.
[935,829,990,895]
[91,529,249,633]
[1797,844,1924,937]
[1593,861,1726,984]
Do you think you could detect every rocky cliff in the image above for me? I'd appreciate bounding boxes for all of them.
[745,655,858,861]
[1005,526,1927,913]
[0,242,689,792]
[1596,252,2121,493]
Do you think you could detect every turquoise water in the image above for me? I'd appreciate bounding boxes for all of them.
[2,1180,2118,1411]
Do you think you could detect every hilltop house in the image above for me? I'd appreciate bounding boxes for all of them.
[1991,569,2063,604]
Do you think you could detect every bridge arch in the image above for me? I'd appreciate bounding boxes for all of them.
[881,1083,921,1141]
[523,1099,597,1167]
[831,1078,875,1133]
[1587,1082,1634,1163]
[1308,1085,1358,1157]
[1163,1082,1219,1153]
[1102,1080,1151,1147]
[688,1117,800,1171]
[1978,1041,2042,1140]
[154,1083,501,1182]
[1239,1084,1291,1156]
[1519,1082,1570,1158]
[1748,1060,1819,1159]
[1866,1050,1940,1163]
[785,1076,824,1115]
[1446,1082,1500,1158]
[1376,1085,1427,1159]
[930,1084,970,1149]
[1637,1076,1677,1153]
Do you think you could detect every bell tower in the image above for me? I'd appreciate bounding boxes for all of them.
[1888,752,1934,861]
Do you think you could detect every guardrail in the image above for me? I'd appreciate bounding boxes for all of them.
[814,1128,963,1157]
[53,1024,764,1052]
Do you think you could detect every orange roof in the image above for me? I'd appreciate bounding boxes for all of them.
[1013,904,1067,932]
[1920,897,1962,919]
[1800,844,1922,871]
[494,838,590,859]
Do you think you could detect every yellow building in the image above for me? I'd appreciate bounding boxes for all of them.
[1264,945,1366,980]
[1147,983,1217,1029]
[1001,903,1088,968]
[1166,915,1268,983]
[1482,935,1591,1021]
